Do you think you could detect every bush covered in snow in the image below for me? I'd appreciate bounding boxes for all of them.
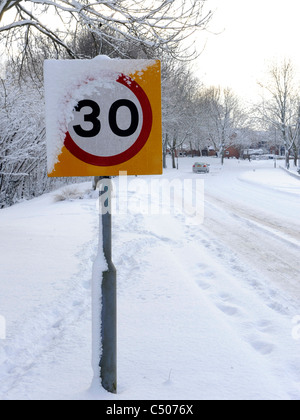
[0,77,86,208]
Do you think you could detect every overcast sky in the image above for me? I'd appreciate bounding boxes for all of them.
[195,0,300,104]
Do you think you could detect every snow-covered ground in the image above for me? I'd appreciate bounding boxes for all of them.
[0,157,299,400]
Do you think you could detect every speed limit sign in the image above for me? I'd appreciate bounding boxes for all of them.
[45,58,162,176]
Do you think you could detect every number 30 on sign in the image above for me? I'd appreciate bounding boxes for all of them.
[44,59,162,177]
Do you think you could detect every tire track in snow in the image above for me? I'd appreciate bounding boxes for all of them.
[205,192,300,246]
[202,197,300,304]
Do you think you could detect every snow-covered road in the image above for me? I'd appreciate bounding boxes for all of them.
[0,157,299,400]
[203,162,300,303]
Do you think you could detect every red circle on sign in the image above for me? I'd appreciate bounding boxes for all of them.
[64,74,152,166]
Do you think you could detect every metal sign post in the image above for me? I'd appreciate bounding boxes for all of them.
[99,177,117,393]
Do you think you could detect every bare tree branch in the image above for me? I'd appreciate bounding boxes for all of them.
[256,59,300,167]
[0,0,212,60]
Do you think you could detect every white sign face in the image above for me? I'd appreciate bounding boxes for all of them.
[68,80,143,158]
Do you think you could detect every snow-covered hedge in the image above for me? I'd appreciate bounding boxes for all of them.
[0,78,84,208]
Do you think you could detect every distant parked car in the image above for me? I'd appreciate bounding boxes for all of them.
[193,162,210,174]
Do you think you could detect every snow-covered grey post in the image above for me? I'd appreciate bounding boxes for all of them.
[97,176,117,393]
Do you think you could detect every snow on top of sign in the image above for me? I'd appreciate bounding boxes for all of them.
[44,58,156,173]
[92,55,111,61]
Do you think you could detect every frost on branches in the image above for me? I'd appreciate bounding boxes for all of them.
[0,78,79,208]
[0,78,45,207]
[0,0,212,60]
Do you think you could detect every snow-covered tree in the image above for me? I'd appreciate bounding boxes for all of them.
[0,76,45,207]
[162,59,202,168]
[201,86,246,164]
[0,0,212,64]
[257,59,300,168]
[0,74,89,207]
